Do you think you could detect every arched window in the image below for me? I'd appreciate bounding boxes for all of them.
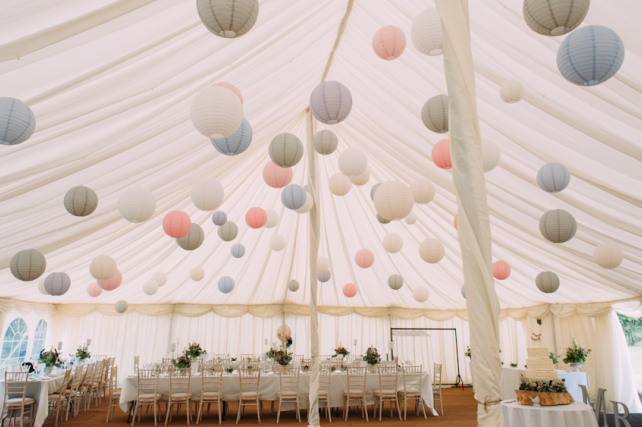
[30,320,47,358]
[1,318,29,367]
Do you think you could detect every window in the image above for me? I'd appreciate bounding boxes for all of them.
[0,318,29,367]
[30,319,47,359]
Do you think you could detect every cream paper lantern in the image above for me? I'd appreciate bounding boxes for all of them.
[410,178,435,205]
[535,271,560,293]
[10,249,46,282]
[376,213,391,224]
[269,133,304,168]
[413,286,429,303]
[218,221,238,241]
[270,235,286,251]
[350,168,370,186]
[190,267,205,281]
[382,233,403,253]
[523,0,589,36]
[405,211,417,225]
[197,0,259,38]
[191,178,224,211]
[118,187,156,223]
[265,210,279,228]
[152,272,167,287]
[191,86,243,139]
[114,300,128,314]
[295,192,314,214]
[176,224,205,250]
[288,280,300,292]
[421,94,448,134]
[313,130,338,155]
[411,8,443,56]
[482,139,501,172]
[38,279,48,295]
[329,173,352,196]
[90,255,117,281]
[388,274,404,290]
[500,80,525,103]
[317,256,330,273]
[143,280,159,296]
[419,239,445,263]
[277,325,292,342]
[593,243,623,269]
[338,148,368,177]
[64,186,98,217]
[374,181,414,221]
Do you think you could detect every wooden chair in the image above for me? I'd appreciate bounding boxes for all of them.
[88,360,104,407]
[236,367,262,424]
[165,368,192,425]
[276,367,300,423]
[373,365,401,421]
[132,369,161,426]
[320,355,333,360]
[399,365,427,420]
[195,367,224,425]
[1,371,34,427]
[94,355,108,362]
[105,366,120,423]
[79,363,96,411]
[162,358,174,364]
[293,355,304,364]
[343,367,368,421]
[64,366,84,420]
[433,363,443,416]
[47,369,73,427]
[318,368,332,422]
[241,354,253,362]
[98,360,111,404]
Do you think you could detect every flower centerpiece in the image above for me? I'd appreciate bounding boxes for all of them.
[516,375,573,406]
[464,347,471,358]
[275,351,292,366]
[172,354,191,369]
[74,344,91,363]
[362,347,380,372]
[562,337,591,371]
[332,346,350,358]
[266,348,279,360]
[39,349,63,374]
[186,342,207,359]
[549,353,560,365]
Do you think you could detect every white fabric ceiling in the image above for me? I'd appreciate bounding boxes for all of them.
[0,0,641,310]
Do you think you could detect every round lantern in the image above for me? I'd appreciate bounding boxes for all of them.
[318,270,331,282]
[218,221,238,241]
[0,98,36,145]
[539,209,577,243]
[557,25,624,86]
[295,192,314,214]
[432,139,451,169]
[38,279,48,295]
[197,0,259,38]
[270,235,286,251]
[482,139,501,172]
[90,255,117,281]
[190,86,243,139]
[282,184,307,210]
[343,283,357,298]
[373,25,406,60]
[176,224,204,250]
[421,94,448,134]
[410,178,435,205]
[523,0,589,36]
[370,183,381,201]
[64,186,98,217]
[355,249,375,268]
[10,249,46,281]
[114,300,128,314]
[212,82,243,104]
[383,233,403,253]
[246,207,267,229]
[328,173,352,196]
[338,148,368,177]
[231,243,245,258]
[87,282,102,297]
[263,161,293,189]
[44,272,70,296]
[318,256,330,272]
[454,214,458,230]
[419,239,445,263]
[376,213,391,224]
[191,178,224,211]
[277,325,292,342]
[265,210,279,228]
[493,261,511,280]
[461,286,466,299]
[374,181,414,221]
[212,211,227,226]
[218,276,235,293]
[269,133,304,168]
[98,269,122,291]
[190,267,205,281]
[118,187,156,223]
[310,81,352,124]
[388,274,403,290]
[211,117,252,156]
[350,168,370,186]
[500,80,525,103]
[152,271,167,287]
[313,129,338,155]
[537,163,570,193]
[411,8,443,56]
[163,211,191,238]
[288,280,300,292]
[535,271,560,293]
[413,286,429,303]
[405,211,417,225]
[593,243,623,269]
[143,280,158,296]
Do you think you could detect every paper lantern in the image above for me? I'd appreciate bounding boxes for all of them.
[355,249,374,269]
[500,80,525,103]
[231,243,245,259]
[64,186,98,217]
[38,279,48,295]
[191,86,243,139]
[10,249,46,281]
[270,235,286,251]
[388,274,403,290]
[370,183,381,201]
[263,161,293,189]
[44,272,70,296]
[539,209,577,243]
[218,221,238,241]
[90,255,117,281]
[343,283,357,298]
[152,272,167,287]
[191,267,205,281]
[309,81,352,125]
[218,276,235,294]
[118,187,156,223]
[288,280,299,292]
[212,211,227,226]
[0,98,36,145]
[373,25,406,60]
[338,148,368,177]
[536,271,560,293]
[405,212,417,225]
[211,117,252,156]
[163,211,191,238]
[419,239,445,263]
[98,269,122,291]
[318,270,331,283]
[493,261,511,280]
[593,243,623,269]
[212,82,243,104]
[557,25,624,86]
[454,214,458,230]
[87,282,102,298]
[176,224,204,250]
[376,213,391,224]
[432,139,451,169]
[191,178,224,211]
[277,325,292,342]
[295,192,314,214]
[421,94,448,134]
[329,173,352,196]
[350,168,370,186]
[265,210,279,228]
[410,178,435,205]
[413,286,429,303]
[374,181,414,221]
[282,184,307,210]
[482,139,501,172]
[312,130,338,155]
[383,233,403,253]
[114,300,128,314]
[269,133,304,168]
[143,280,158,296]
[411,8,443,56]
[461,286,466,299]
[197,0,259,38]
[246,207,267,229]
[523,0,589,36]
[317,256,330,273]
[537,163,570,193]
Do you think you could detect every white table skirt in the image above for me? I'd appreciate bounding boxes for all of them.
[0,374,65,427]
[500,367,590,403]
[502,401,598,427]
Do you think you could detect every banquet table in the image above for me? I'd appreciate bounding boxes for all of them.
[501,401,598,427]
[500,367,589,403]
[0,374,66,427]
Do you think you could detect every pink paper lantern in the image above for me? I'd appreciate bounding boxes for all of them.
[87,282,103,297]
[454,214,457,230]
[246,207,267,229]
[432,139,451,170]
[98,269,122,291]
[211,82,243,104]
[343,283,357,298]
[263,161,293,189]
[355,249,375,268]
[372,25,406,60]
[163,211,191,238]
[493,261,511,280]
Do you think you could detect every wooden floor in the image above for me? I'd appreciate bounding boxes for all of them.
[43,387,478,426]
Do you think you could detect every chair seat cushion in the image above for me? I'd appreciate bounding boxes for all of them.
[169,393,192,399]
[202,392,221,399]
[319,391,327,396]
[343,390,364,395]
[374,390,397,396]
[6,397,35,405]
[240,392,260,398]
[139,393,162,400]
[399,389,421,395]
[112,391,121,396]
[277,391,298,397]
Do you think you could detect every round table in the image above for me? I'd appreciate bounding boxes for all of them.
[501,401,598,427]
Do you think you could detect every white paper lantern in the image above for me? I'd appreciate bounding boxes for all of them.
[317,256,330,273]
[537,163,570,193]
[411,8,443,56]
[413,286,429,303]
[44,272,71,296]
[329,173,352,196]
[382,234,403,253]
[190,267,205,281]
[539,210,577,243]
[500,80,525,103]
[309,81,352,124]
[419,239,445,263]
[0,98,36,145]
[318,270,331,282]
[593,243,623,269]
[231,243,245,258]
[482,139,501,173]
[523,0,589,36]
[118,187,156,223]
[265,210,279,228]
[282,184,307,210]
[191,178,224,211]
[313,130,338,155]
[421,94,448,133]
[38,279,48,295]
[90,255,117,281]
[370,183,381,201]
[535,271,560,293]
[10,249,46,282]
[350,168,370,186]
[269,133,304,168]
[338,148,368,177]
[376,213,391,224]
[197,0,259,38]
[388,274,404,290]
[374,181,414,221]
[405,211,417,225]
[152,272,167,287]
[461,286,466,299]
[218,221,238,241]
[143,280,159,296]
[114,300,128,314]
[288,280,300,292]
[270,235,286,251]
[176,224,205,250]
[295,192,314,214]
[191,86,243,139]
[64,186,98,217]
[410,178,435,205]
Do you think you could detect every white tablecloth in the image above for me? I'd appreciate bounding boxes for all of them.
[502,401,598,427]
[500,367,590,403]
[0,374,65,427]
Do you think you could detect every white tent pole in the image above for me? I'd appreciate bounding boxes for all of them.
[435,1,503,426]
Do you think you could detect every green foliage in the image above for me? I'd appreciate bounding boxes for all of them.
[39,349,63,367]
[74,344,91,360]
[618,313,642,347]
[172,354,191,368]
[186,342,206,359]
[362,347,380,365]
[562,337,591,364]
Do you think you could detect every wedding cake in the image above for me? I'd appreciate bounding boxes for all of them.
[524,346,558,382]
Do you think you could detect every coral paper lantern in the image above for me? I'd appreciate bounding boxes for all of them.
[405,211,417,225]
[90,255,117,281]
[263,161,293,189]
[98,269,122,291]
[421,94,449,134]
[211,117,252,156]
[370,183,381,201]
[87,282,102,297]
[118,187,156,223]
[246,207,267,229]
[211,82,243,104]
[270,235,286,251]
[493,261,511,280]
[537,163,570,193]
[313,130,338,155]
[410,178,435,205]
[317,256,330,273]
[382,233,403,253]
[329,173,352,196]
[163,211,191,238]
[536,271,560,293]
[212,211,227,226]
[343,283,357,298]
[10,249,46,281]
[339,148,368,177]
[432,139,451,169]
[218,221,238,241]
[64,186,98,217]
[0,98,36,145]
[115,300,128,314]
[288,280,299,292]
[318,270,331,283]
[500,80,525,103]
[309,81,352,125]
[191,86,243,139]
[482,139,501,172]
[231,243,245,258]
[218,276,235,293]
[192,178,224,211]
[269,133,304,168]
[176,224,205,250]
[523,0,589,36]
[190,267,205,281]
[281,184,307,210]
[374,181,414,221]
[264,210,279,228]
[419,239,445,263]
[539,209,577,243]
[44,272,71,296]
[355,249,375,269]
[152,272,167,287]
[197,0,259,38]
[454,214,458,230]
[350,168,370,186]
[593,243,623,269]
[143,280,159,295]
[411,8,443,56]
[373,25,406,60]
[413,286,429,303]
[295,192,314,214]
[388,274,404,290]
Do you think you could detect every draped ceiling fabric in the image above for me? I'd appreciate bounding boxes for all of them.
[0,0,641,317]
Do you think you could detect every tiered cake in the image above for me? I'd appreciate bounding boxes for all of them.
[524,347,558,382]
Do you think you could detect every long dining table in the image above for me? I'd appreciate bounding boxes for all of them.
[0,373,66,427]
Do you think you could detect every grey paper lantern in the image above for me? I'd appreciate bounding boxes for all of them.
[288,280,300,292]
[176,224,204,250]
[118,187,156,223]
[535,271,560,293]
[10,249,46,281]
[197,0,259,38]
[313,130,338,155]
[539,209,577,243]
[370,183,381,201]
[115,300,128,314]
[43,272,70,296]
[537,163,570,193]
[318,270,331,283]
[461,286,466,299]
[0,98,36,145]
[218,276,235,293]
[211,117,252,155]
[524,0,590,37]
[421,94,448,133]
[388,274,403,290]
[557,25,625,86]
[281,184,307,210]
[218,221,238,241]
[309,81,352,124]
[376,213,391,224]
[231,243,245,258]
[269,133,304,167]
[212,211,227,226]
[64,186,98,217]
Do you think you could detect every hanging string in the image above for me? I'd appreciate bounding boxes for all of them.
[320,0,355,83]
